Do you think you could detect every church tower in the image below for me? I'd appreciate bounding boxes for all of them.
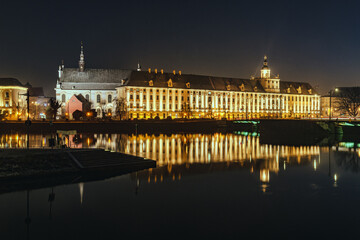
[79,42,85,72]
[261,55,270,79]
[258,55,280,93]
[137,60,141,71]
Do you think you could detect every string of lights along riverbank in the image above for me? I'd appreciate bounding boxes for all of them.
[55,44,320,120]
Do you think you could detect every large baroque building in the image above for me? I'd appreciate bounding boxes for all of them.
[55,45,320,119]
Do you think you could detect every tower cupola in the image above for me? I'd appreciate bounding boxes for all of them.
[261,55,270,79]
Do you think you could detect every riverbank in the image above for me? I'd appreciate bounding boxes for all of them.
[0,119,228,133]
[0,148,156,194]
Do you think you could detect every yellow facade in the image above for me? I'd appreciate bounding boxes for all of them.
[117,56,320,120]
[0,86,27,120]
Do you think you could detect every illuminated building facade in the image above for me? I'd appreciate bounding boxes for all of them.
[55,43,128,118]
[117,56,320,119]
[55,45,320,119]
[0,78,27,119]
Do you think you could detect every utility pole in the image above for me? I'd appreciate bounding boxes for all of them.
[25,89,31,149]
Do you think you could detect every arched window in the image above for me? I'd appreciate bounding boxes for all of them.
[85,94,89,101]
[62,94,65,102]
[108,94,112,103]
[97,94,101,103]
[108,108,112,113]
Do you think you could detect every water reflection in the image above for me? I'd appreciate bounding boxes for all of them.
[3,133,360,239]
[6,132,360,186]
[0,132,321,187]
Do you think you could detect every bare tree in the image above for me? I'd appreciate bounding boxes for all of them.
[336,87,360,118]
[113,97,127,120]
[47,98,61,121]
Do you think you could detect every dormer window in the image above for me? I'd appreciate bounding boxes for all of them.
[226,84,231,91]
[254,86,258,92]
[287,88,291,93]
[239,84,245,91]
[297,86,302,94]
[308,89,312,94]
[186,82,190,88]
[168,79,173,87]
[121,79,126,85]
[149,80,154,86]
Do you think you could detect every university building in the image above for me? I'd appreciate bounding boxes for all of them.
[55,45,321,119]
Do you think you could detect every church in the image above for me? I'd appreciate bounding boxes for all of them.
[55,44,321,120]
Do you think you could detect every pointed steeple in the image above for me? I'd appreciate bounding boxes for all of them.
[137,60,141,71]
[79,42,85,72]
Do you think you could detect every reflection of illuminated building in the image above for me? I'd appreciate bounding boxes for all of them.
[82,133,319,184]
[260,169,270,183]
[0,132,320,186]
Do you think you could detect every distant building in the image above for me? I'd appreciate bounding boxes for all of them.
[321,87,360,119]
[0,78,27,120]
[25,83,51,120]
[55,44,320,119]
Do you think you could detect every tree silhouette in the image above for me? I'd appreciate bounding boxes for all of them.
[48,98,61,120]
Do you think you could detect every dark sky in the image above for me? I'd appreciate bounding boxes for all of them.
[0,0,359,96]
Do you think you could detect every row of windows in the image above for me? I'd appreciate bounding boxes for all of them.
[129,94,318,104]
[128,91,317,101]
[128,102,318,111]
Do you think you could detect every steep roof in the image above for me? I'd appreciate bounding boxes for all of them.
[59,68,318,95]
[61,68,132,83]
[0,78,24,87]
[60,68,132,90]
[75,94,89,103]
[125,71,317,95]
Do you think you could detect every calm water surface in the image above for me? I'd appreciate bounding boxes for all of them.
[1,132,360,239]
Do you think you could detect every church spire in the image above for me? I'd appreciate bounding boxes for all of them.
[79,42,85,72]
[137,60,141,71]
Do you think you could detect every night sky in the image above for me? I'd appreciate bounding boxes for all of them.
[0,0,359,96]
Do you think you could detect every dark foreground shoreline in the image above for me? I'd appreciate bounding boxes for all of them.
[0,148,156,194]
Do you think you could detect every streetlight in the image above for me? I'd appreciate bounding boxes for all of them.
[329,88,339,121]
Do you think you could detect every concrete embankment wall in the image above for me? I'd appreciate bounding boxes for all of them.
[0,120,227,134]
[259,120,329,145]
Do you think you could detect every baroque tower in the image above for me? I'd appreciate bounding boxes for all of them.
[79,42,85,72]
[261,55,270,79]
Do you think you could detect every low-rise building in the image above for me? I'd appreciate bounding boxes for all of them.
[321,87,360,119]
[0,78,27,120]
[65,94,91,119]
